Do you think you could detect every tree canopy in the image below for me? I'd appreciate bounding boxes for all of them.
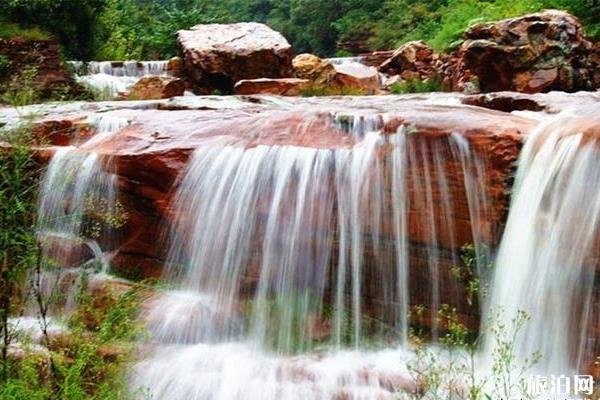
[2,0,599,60]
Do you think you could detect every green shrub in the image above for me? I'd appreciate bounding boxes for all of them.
[0,55,11,74]
[0,67,41,107]
[0,20,50,41]
[301,85,366,97]
[390,76,443,94]
[0,284,147,400]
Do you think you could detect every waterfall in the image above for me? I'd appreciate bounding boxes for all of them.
[133,111,495,399]
[486,110,600,376]
[34,115,127,312]
[69,60,172,98]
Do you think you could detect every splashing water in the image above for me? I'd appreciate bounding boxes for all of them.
[34,115,127,313]
[132,110,497,399]
[486,110,600,377]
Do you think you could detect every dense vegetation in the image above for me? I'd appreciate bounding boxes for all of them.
[2,0,599,60]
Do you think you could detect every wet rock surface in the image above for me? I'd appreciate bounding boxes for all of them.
[234,78,311,96]
[3,91,600,375]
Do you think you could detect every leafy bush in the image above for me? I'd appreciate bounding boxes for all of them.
[0,283,147,400]
[0,67,41,107]
[390,76,443,94]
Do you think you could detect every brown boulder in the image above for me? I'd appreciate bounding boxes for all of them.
[165,56,183,77]
[128,76,186,100]
[177,22,293,94]
[379,41,443,82]
[293,53,379,94]
[331,62,380,94]
[445,10,600,93]
[234,78,311,96]
[292,53,336,82]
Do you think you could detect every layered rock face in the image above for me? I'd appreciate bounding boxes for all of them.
[177,23,293,94]
[444,10,600,93]
[0,38,79,97]
[11,95,536,323]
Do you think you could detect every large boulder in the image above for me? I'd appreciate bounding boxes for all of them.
[177,22,293,94]
[234,78,311,96]
[293,53,336,82]
[128,76,186,100]
[444,10,600,93]
[292,53,380,95]
[379,41,443,82]
[331,61,380,94]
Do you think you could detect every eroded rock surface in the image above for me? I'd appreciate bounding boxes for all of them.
[177,23,293,94]
[445,10,600,93]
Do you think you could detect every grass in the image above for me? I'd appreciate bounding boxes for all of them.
[0,21,51,41]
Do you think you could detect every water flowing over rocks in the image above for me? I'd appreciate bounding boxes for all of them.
[291,53,381,94]
[234,78,311,96]
[177,22,293,94]
[5,94,537,326]
[3,90,600,395]
[444,10,600,93]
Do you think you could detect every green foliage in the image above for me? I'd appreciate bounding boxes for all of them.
[450,243,494,308]
[0,120,41,381]
[0,67,41,107]
[406,307,540,400]
[301,85,366,97]
[3,0,599,60]
[0,282,147,400]
[0,20,50,41]
[389,76,443,94]
[0,55,9,72]
[3,0,105,59]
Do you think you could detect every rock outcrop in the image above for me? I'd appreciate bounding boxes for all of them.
[444,10,600,93]
[293,53,336,82]
[292,53,380,95]
[379,41,443,82]
[177,22,293,94]
[128,76,186,100]
[0,38,79,98]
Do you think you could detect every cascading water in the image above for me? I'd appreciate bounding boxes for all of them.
[486,110,600,377]
[132,111,495,399]
[34,115,128,312]
[69,60,172,98]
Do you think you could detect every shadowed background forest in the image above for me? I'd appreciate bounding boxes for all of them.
[2,0,599,60]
